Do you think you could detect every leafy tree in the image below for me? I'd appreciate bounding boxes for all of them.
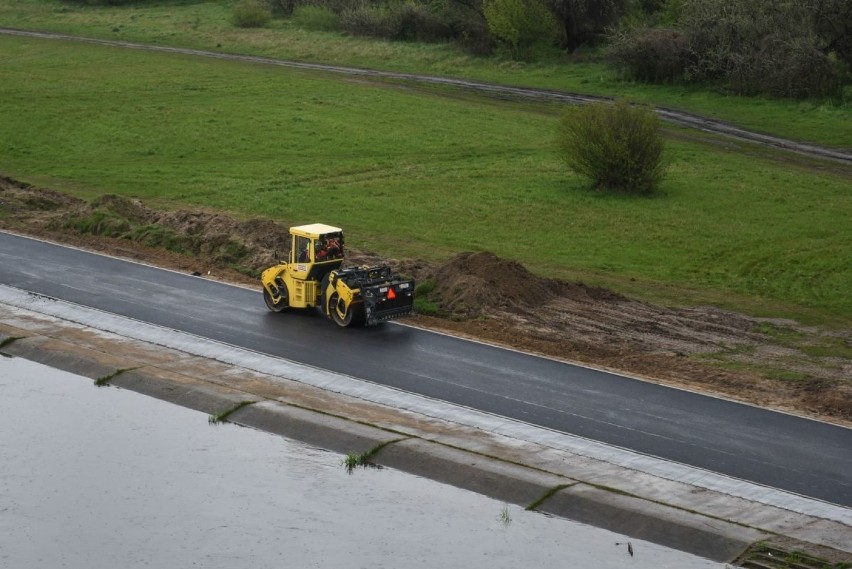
[545,0,628,51]
[437,0,493,53]
[557,100,665,195]
[606,0,847,98]
[607,27,691,83]
[808,0,852,65]
[679,0,844,97]
[484,0,558,60]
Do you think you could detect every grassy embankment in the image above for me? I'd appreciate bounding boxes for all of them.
[1,34,849,327]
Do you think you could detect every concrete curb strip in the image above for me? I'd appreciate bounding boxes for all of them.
[4,335,125,381]
[232,400,402,456]
[375,438,575,508]
[542,485,764,562]
[113,368,251,416]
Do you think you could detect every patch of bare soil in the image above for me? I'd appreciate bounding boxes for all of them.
[1,176,849,424]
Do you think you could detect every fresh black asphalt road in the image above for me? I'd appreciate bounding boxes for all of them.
[1,232,850,506]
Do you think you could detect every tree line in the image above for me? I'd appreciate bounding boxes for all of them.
[80,0,850,100]
[249,0,848,100]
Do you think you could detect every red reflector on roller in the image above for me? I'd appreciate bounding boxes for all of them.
[387,288,397,300]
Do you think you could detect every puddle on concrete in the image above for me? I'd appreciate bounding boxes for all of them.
[0,356,726,569]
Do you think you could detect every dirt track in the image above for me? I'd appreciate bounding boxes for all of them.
[1,176,849,425]
[2,27,851,165]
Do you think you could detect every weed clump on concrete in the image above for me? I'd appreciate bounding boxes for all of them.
[342,437,409,474]
[94,367,136,387]
[342,451,370,474]
[0,336,24,351]
[208,401,256,424]
[498,504,512,526]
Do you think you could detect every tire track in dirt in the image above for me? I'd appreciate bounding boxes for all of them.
[3,27,851,165]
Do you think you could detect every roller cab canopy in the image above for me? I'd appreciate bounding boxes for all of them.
[290,223,343,239]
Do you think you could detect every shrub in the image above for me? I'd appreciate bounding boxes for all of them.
[395,3,453,42]
[606,0,849,99]
[607,27,690,83]
[679,0,844,98]
[292,5,340,31]
[453,15,494,55]
[546,0,629,51]
[557,99,665,195]
[270,0,296,16]
[72,0,139,4]
[728,37,842,99]
[811,0,852,66]
[296,0,355,15]
[286,0,484,50]
[484,0,559,60]
[232,0,273,28]
[340,4,401,39]
[339,2,452,42]
[658,0,683,25]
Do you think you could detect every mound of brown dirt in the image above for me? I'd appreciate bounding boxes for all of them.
[430,251,622,318]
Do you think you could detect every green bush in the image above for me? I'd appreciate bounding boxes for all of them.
[607,27,690,83]
[291,5,340,32]
[680,0,844,98]
[340,4,400,39]
[557,99,665,195]
[294,0,355,15]
[728,38,842,99]
[605,0,849,99]
[395,3,453,42]
[286,0,486,48]
[811,0,852,66]
[339,2,452,42]
[70,0,141,5]
[546,0,629,51]
[484,0,558,60]
[232,0,273,28]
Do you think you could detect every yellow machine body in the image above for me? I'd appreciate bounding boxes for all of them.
[260,223,414,327]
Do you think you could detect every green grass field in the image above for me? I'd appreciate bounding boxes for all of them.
[1,34,850,325]
[1,0,851,149]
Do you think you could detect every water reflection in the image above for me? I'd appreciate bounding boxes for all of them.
[0,356,725,569]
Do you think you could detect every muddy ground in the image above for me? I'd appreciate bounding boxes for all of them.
[1,176,849,425]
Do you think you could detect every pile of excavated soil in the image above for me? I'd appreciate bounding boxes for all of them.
[430,251,622,318]
[1,176,849,424]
